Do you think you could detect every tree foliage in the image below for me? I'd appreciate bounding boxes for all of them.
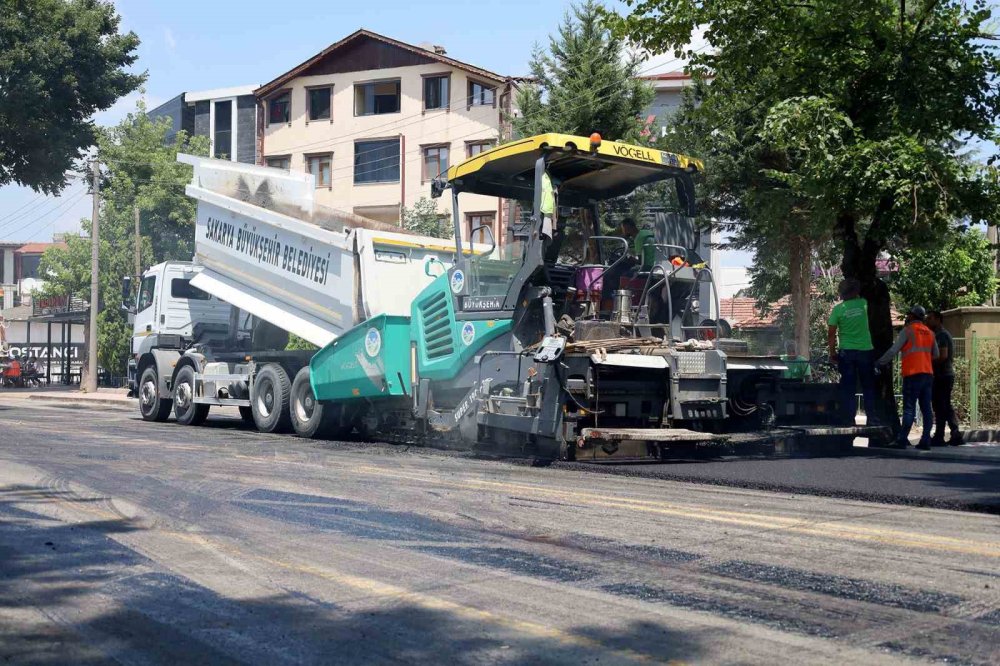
[513,0,655,142]
[892,227,997,310]
[39,101,209,374]
[401,197,451,239]
[607,0,1000,427]
[0,0,144,193]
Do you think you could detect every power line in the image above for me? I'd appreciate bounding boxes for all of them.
[0,187,88,242]
[0,192,50,225]
[0,188,87,234]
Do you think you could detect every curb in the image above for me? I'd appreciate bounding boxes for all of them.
[26,394,136,410]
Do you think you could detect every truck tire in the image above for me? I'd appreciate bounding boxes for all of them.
[251,364,292,433]
[239,406,254,425]
[173,365,209,426]
[138,366,172,422]
[290,367,334,439]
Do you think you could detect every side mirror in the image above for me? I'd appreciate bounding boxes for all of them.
[120,275,134,313]
[430,178,447,199]
[470,224,496,256]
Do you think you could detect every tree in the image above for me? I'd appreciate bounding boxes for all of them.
[401,197,451,239]
[607,0,1000,430]
[0,0,143,193]
[513,0,654,143]
[39,101,209,376]
[893,227,998,310]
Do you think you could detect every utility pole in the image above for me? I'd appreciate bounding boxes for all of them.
[85,157,100,393]
[988,224,999,307]
[134,204,141,280]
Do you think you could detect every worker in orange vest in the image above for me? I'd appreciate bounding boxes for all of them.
[876,305,939,449]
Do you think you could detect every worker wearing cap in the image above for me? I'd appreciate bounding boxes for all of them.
[877,305,939,449]
[827,279,876,425]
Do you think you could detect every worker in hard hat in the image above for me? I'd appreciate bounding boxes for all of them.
[877,305,939,450]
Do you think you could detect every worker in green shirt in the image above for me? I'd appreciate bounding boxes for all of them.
[633,225,655,272]
[780,341,813,380]
[827,278,876,425]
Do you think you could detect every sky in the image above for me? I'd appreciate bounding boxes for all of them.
[0,0,737,271]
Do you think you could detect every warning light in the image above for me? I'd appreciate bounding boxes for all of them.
[589,133,602,150]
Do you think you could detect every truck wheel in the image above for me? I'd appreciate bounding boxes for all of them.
[139,366,172,422]
[173,365,209,426]
[251,364,292,433]
[290,367,333,439]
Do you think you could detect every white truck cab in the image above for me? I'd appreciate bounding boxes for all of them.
[125,261,237,418]
[131,261,232,351]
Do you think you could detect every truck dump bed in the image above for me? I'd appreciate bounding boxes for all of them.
[179,154,460,347]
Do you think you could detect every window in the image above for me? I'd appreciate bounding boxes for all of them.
[170,278,211,300]
[268,91,290,125]
[354,139,400,184]
[354,80,400,116]
[19,254,41,280]
[467,212,496,243]
[306,153,333,188]
[266,156,290,170]
[467,141,494,158]
[137,275,156,312]
[468,80,495,107]
[422,145,449,182]
[307,86,331,121]
[213,100,232,159]
[423,75,450,111]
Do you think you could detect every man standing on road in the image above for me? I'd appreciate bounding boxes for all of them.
[828,279,877,426]
[877,306,938,450]
[927,310,963,446]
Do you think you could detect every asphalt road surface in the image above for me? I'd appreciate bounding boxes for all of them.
[1,400,998,665]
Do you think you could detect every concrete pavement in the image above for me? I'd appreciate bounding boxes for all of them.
[1,400,998,664]
[0,385,135,409]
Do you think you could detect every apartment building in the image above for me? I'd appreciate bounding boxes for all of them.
[255,29,516,239]
[641,72,702,137]
[148,85,259,163]
[0,239,64,308]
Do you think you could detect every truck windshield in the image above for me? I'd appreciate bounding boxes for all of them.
[466,240,521,299]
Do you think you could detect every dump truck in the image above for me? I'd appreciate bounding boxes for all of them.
[127,134,877,460]
[125,156,464,433]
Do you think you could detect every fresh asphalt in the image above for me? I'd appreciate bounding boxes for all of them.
[1,399,998,665]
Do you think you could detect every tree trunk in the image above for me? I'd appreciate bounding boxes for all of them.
[839,212,897,438]
[788,235,812,359]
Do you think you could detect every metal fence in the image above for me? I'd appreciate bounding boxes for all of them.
[952,336,1000,429]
